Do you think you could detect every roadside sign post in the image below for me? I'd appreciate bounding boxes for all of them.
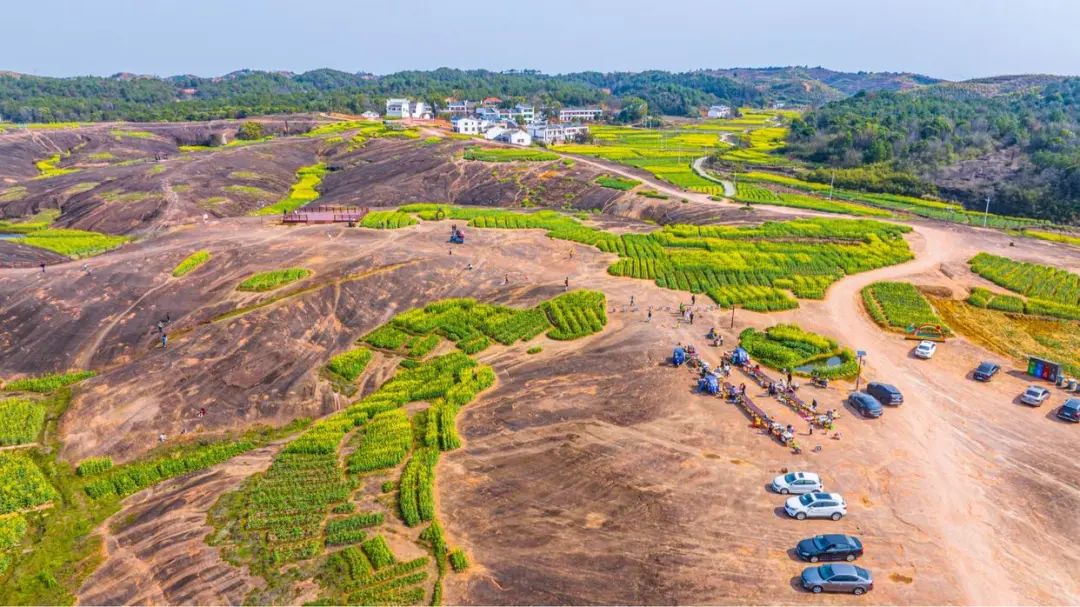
[855,350,867,391]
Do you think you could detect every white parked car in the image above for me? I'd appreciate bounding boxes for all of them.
[771,471,823,495]
[785,492,847,521]
[913,340,937,359]
[1020,385,1051,406]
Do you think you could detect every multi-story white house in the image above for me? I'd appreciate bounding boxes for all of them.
[385,98,433,119]
[707,105,732,118]
[444,100,477,115]
[451,116,482,135]
[385,98,411,118]
[559,107,604,122]
[527,123,589,144]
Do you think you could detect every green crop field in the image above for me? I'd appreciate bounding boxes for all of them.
[2,371,95,393]
[236,268,311,292]
[171,250,210,277]
[13,229,130,258]
[0,399,45,446]
[861,282,950,333]
[404,207,913,312]
[0,453,58,514]
[251,163,327,216]
[360,210,418,229]
[325,348,374,383]
[720,126,790,165]
[739,324,858,379]
[966,253,1080,321]
[1022,229,1080,248]
[462,147,559,162]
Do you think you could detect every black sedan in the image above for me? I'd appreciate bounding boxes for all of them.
[796,534,864,563]
[973,361,1000,382]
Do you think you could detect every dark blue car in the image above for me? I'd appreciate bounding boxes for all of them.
[848,391,883,418]
[796,534,864,562]
[866,382,903,406]
[1058,398,1080,423]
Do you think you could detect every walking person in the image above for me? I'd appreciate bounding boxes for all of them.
[689,310,695,325]
[647,308,652,322]
[691,294,696,306]
[786,369,793,385]
[564,276,569,291]
[161,333,168,349]
[40,262,46,273]
[630,295,634,306]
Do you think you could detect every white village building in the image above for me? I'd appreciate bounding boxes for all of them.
[527,123,588,144]
[707,105,732,118]
[559,107,604,122]
[385,98,433,119]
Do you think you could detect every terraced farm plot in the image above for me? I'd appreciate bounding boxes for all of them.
[739,324,858,379]
[236,268,311,292]
[720,126,790,165]
[861,282,950,333]
[325,347,374,382]
[966,253,1080,321]
[405,207,913,311]
[360,210,419,229]
[13,229,130,258]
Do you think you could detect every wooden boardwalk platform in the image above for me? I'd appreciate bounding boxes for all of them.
[281,206,369,224]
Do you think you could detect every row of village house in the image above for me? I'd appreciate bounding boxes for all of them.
[380,96,732,146]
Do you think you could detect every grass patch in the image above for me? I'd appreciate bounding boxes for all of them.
[934,298,1080,376]
[0,187,28,203]
[639,189,668,199]
[225,184,275,198]
[0,209,59,234]
[251,164,326,216]
[33,154,79,179]
[2,371,95,394]
[86,152,113,162]
[100,191,156,204]
[13,229,130,258]
[1023,229,1080,248]
[237,268,311,292]
[526,346,542,354]
[595,175,640,190]
[463,147,558,162]
[171,250,211,277]
[109,129,157,140]
[228,170,263,180]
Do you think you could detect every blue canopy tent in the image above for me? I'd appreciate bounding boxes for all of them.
[731,347,750,365]
[672,346,687,366]
[698,373,720,395]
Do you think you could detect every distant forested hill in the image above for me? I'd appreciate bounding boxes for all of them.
[0,66,945,124]
[787,77,1080,222]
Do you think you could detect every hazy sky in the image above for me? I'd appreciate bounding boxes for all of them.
[4,0,1078,80]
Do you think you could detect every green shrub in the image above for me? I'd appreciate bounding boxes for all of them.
[75,456,113,477]
[595,175,640,190]
[360,211,418,229]
[0,453,58,514]
[526,346,542,354]
[448,549,469,572]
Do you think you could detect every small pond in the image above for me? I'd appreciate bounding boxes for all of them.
[0,233,20,240]
[794,355,845,374]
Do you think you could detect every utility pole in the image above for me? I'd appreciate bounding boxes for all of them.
[983,195,991,227]
[730,304,736,329]
[855,350,866,391]
[828,170,835,201]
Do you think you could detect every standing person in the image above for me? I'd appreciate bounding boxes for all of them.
[504,274,509,285]
[630,295,634,306]
[786,369,793,385]
[40,262,46,273]
[564,276,569,291]
[161,333,168,349]
[647,308,652,322]
[691,294,696,306]
[690,311,695,325]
